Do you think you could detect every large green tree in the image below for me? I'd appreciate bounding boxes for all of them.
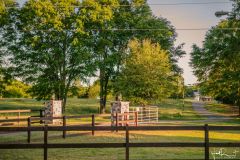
[1,0,118,112]
[115,39,174,104]
[0,0,16,98]
[91,0,184,113]
[190,0,240,115]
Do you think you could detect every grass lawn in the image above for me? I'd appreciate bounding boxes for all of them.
[204,102,239,117]
[156,99,201,120]
[0,98,200,121]
[0,98,240,159]
[0,129,239,160]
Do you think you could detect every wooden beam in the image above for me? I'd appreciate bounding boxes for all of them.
[0,110,31,113]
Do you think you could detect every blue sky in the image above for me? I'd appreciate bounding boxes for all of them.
[17,0,233,84]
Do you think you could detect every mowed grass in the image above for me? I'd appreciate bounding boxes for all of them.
[0,98,240,159]
[0,98,110,124]
[156,99,201,120]
[0,98,200,121]
[0,98,102,116]
[204,102,239,117]
[0,129,239,160]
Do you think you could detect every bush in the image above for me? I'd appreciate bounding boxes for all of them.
[88,83,100,98]
[3,80,30,98]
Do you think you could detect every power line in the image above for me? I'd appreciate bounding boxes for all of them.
[89,28,239,31]
[5,1,231,8]
[144,2,230,6]
[2,28,240,32]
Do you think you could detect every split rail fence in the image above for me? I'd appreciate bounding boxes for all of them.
[0,125,240,160]
[0,110,31,126]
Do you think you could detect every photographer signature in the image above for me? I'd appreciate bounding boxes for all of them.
[211,148,239,160]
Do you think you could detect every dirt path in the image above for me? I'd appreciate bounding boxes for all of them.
[192,101,233,121]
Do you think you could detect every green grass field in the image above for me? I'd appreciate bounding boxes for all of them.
[0,98,200,120]
[0,98,239,160]
[0,98,239,125]
[204,102,239,116]
[157,99,201,120]
[0,129,239,160]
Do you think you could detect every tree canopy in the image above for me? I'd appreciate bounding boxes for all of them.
[115,39,175,105]
[90,0,184,113]
[190,0,240,110]
[1,0,184,113]
[1,0,118,111]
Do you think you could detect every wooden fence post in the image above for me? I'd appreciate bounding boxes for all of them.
[40,109,43,124]
[27,117,31,143]
[148,108,150,123]
[116,113,118,132]
[92,114,95,136]
[18,111,20,126]
[135,112,138,126]
[125,124,129,160]
[63,116,66,139]
[204,124,209,160]
[44,125,48,160]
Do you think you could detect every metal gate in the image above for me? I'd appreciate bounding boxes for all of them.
[130,106,158,124]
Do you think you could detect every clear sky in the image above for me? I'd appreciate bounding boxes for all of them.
[17,0,233,84]
[148,0,232,84]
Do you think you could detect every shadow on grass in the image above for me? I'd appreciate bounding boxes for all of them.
[1,130,239,160]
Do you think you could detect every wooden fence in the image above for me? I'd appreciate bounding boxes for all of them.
[0,114,96,142]
[0,110,31,126]
[113,112,138,128]
[28,115,95,142]
[0,125,240,160]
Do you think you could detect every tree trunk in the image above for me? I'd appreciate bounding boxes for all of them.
[100,98,105,114]
[54,76,70,114]
[62,96,67,113]
[99,68,109,114]
[99,68,105,114]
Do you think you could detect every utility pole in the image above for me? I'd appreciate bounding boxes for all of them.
[182,77,185,111]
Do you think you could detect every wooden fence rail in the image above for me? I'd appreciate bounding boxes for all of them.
[28,114,96,142]
[0,110,31,126]
[1,114,97,143]
[0,125,240,160]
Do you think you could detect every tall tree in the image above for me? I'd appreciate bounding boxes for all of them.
[0,0,16,98]
[1,0,118,112]
[115,39,173,104]
[190,0,240,115]
[91,0,184,113]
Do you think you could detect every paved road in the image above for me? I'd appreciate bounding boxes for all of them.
[192,101,233,121]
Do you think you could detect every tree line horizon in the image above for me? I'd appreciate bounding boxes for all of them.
[0,0,239,114]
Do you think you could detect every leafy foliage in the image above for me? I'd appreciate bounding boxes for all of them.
[190,0,240,107]
[0,0,16,25]
[88,81,100,99]
[1,0,184,113]
[92,0,184,112]
[2,80,30,98]
[1,0,118,112]
[115,39,174,105]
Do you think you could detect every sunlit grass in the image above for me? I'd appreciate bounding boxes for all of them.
[0,98,239,159]
[0,129,239,160]
[157,99,201,120]
[204,102,239,116]
[0,98,200,121]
